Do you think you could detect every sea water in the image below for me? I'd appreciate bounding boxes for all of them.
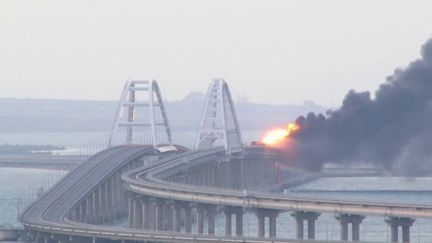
[0,167,67,228]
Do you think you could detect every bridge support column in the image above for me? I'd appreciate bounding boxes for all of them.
[133,196,142,228]
[224,210,232,236]
[386,217,415,243]
[236,211,243,236]
[402,225,410,243]
[147,198,155,230]
[127,194,134,227]
[172,202,182,232]
[166,203,174,231]
[256,209,279,238]
[70,206,79,221]
[93,189,100,223]
[155,200,164,231]
[86,194,94,223]
[118,171,127,217]
[353,221,361,241]
[269,214,277,237]
[52,234,70,243]
[99,183,106,223]
[307,217,316,239]
[111,173,118,218]
[207,207,216,235]
[196,206,204,234]
[291,211,320,240]
[257,213,265,237]
[184,205,192,233]
[391,224,398,243]
[295,215,304,239]
[79,202,86,222]
[336,214,365,241]
[106,177,113,220]
[35,233,43,243]
[225,206,243,236]
[141,197,150,229]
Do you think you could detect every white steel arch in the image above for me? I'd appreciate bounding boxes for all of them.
[109,80,172,148]
[194,79,244,154]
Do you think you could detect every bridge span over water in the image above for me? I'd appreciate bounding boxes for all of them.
[20,80,432,243]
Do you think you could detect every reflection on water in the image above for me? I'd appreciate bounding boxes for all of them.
[0,167,67,228]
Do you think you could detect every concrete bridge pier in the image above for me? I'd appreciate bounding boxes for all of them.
[68,205,77,222]
[148,198,157,230]
[35,233,62,243]
[386,217,415,243]
[224,210,232,236]
[195,206,204,234]
[93,188,100,223]
[133,196,142,228]
[79,201,86,223]
[164,202,174,231]
[98,184,105,223]
[236,210,243,235]
[34,232,44,243]
[112,172,122,218]
[183,204,192,233]
[154,199,164,231]
[336,214,364,241]
[172,202,183,232]
[105,177,113,221]
[127,193,147,228]
[127,193,134,227]
[51,234,70,243]
[141,197,150,229]
[195,204,217,234]
[207,206,216,234]
[256,209,279,238]
[224,206,244,236]
[117,171,128,217]
[291,211,320,240]
[86,193,94,223]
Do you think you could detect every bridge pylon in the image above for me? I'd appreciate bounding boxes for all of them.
[195,79,244,154]
[109,80,172,148]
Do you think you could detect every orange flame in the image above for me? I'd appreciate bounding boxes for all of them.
[262,123,300,145]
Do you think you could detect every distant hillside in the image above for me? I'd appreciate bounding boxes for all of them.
[0,94,328,133]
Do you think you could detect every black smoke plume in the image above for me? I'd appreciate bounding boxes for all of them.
[286,39,432,175]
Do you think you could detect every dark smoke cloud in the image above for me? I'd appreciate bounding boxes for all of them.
[285,39,432,175]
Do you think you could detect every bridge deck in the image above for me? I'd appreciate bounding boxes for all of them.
[125,148,432,219]
[20,146,152,228]
[20,146,432,243]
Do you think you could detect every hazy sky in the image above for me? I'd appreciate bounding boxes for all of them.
[1,0,431,106]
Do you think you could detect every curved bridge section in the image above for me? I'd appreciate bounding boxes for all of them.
[19,144,432,243]
[124,147,432,243]
[20,145,157,242]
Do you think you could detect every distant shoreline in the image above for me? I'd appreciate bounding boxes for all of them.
[0,154,87,170]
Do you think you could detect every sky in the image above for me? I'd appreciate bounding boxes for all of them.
[1,0,431,106]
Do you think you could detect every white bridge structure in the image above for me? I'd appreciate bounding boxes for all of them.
[109,80,172,148]
[19,79,431,243]
[195,79,243,155]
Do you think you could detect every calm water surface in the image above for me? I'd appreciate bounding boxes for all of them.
[0,167,67,228]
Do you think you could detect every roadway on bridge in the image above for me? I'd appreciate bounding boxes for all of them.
[20,145,432,243]
[125,147,432,219]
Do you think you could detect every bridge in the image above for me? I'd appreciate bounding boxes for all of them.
[19,79,431,243]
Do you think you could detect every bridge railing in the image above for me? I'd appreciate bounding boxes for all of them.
[74,131,195,158]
